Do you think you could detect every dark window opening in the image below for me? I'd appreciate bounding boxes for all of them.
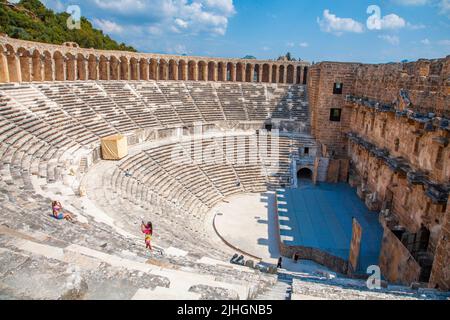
[302,67,308,84]
[436,146,444,169]
[333,82,343,94]
[330,108,342,122]
[394,138,400,152]
[265,124,272,132]
[304,147,310,155]
[297,168,313,180]
[414,138,420,155]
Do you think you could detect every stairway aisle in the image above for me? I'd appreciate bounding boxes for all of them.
[254,275,292,300]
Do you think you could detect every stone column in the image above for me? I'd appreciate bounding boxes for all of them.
[230,63,236,82]
[293,67,298,85]
[173,61,179,81]
[9,52,22,82]
[213,64,219,81]
[257,66,263,83]
[0,48,9,83]
[267,65,272,84]
[273,66,279,84]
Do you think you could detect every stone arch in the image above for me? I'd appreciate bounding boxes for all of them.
[271,65,277,83]
[208,61,216,81]
[130,57,139,80]
[262,64,270,83]
[198,61,207,81]
[236,62,244,82]
[226,62,235,81]
[297,167,313,180]
[18,48,31,82]
[178,60,187,80]
[0,44,8,82]
[303,66,308,84]
[31,49,42,82]
[287,65,294,84]
[245,63,253,82]
[77,53,87,80]
[43,51,53,81]
[109,56,120,80]
[65,53,76,81]
[169,59,178,80]
[296,66,302,84]
[53,51,65,81]
[139,58,149,80]
[149,59,158,80]
[88,54,98,80]
[159,59,168,80]
[254,64,260,82]
[279,65,285,83]
[178,60,188,81]
[6,45,20,82]
[218,62,225,81]
[99,55,108,80]
[188,60,197,80]
[120,56,129,80]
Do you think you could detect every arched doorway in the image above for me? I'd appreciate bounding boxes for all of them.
[297,168,313,180]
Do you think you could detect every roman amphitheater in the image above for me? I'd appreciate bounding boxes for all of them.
[0,35,448,300]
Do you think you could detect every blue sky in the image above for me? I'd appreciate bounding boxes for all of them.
[41,0,450,63]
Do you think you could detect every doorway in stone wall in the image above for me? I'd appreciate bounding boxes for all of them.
[297,168,313,183]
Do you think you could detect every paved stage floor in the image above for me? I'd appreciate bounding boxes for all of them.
[213,192,333,274]
[213,182,383,274]
[277,182,383,272]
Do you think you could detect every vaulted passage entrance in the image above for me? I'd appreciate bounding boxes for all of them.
[297,168,313,180]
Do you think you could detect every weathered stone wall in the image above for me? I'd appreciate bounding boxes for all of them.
[307,56,449,156]
[307,62,358,157]
[350,107,449,184]
[353,58,449,117]
[0,36,309,84]
[348,140,447,249]
[429,198,450,290]
[379,221,421,285]
[308,57,449,288]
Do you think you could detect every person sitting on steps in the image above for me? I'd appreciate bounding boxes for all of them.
[141,221,153,251]
[51,201,73,222]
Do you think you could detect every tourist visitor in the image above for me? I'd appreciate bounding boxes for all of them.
[51,201,73,222]
[141,221,153,251]
[277,257,283,269]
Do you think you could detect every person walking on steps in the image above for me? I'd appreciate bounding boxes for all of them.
[277,257,283,269]
[141,221,153,251]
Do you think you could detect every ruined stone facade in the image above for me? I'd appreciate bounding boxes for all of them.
[0,35,309,84]
[307,57,449,288]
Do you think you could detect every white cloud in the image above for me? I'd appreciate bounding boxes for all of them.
[317,10,364,35]
[299,42,309,47]
[378,35,400,45]
[438,39,450,45]
[262,46,271,51]
[93,19,124,34]
[286,42,295,48]
[94,0,147,12]
[92,0,236,36]
[167,44,189,55]
[421,38,431,45]
[439,0,450,16]
[393,0,429,5]
[40,0,66,12]
[367,13,406,30]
